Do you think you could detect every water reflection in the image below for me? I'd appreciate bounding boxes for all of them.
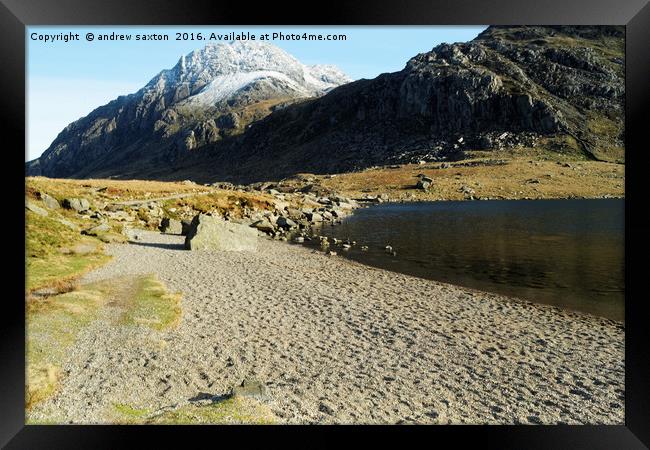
[309,199,624,321]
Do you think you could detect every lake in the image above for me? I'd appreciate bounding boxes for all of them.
[305,199,624,321]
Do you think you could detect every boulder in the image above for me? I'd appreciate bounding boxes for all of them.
[25,200,48,217]
[306,212,323,223]
[82,223,111,236]
[250,219,275,233]
[159,217,182,234]
[63,198,90,213]
[276,216,297,229]
[416,180,431,190]
[184,214,258,251]
[41,193,60,210]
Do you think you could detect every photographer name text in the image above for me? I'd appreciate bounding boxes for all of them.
[30,31,348,43]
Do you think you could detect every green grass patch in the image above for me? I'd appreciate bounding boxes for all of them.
[27,253,111,293]
[113,403,152,423]
[120,274,182,331]
[146,397,276,424]
[26,209,113,292]
[26,210,81,258]
[26,283,110,410]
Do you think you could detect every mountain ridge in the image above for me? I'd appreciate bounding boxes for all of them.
[27,41,350,178]
[27,26,624,183]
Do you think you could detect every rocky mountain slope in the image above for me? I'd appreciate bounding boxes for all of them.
[27,26,624,183]
[27,41,350,178]
[188,26,623,183]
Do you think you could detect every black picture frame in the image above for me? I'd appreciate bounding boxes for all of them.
[3,0,649,447]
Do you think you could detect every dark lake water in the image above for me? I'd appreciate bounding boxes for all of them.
[307,199,624,321]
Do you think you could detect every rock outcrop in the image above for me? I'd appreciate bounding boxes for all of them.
[198,26,623,182]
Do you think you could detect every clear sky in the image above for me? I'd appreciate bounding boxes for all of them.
[27,26,487,161]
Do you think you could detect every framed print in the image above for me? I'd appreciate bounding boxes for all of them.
[3,0,649,447]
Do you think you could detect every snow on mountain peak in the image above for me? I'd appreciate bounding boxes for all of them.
[146,41,351,107]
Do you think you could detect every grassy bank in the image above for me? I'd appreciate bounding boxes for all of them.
[318,151,624,202]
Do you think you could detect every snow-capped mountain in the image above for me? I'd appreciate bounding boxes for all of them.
[27,41,351,178]
[149,41,349,107]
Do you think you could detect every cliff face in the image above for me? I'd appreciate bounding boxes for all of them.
[196,25,622,183]
[27,26,624,182]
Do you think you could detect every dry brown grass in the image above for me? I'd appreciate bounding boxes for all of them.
[27,177,212,202]
[320,151,624,201]
[165,190,277,218]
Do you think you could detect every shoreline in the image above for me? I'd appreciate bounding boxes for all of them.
[292,237,625,326]
[299,196,624,323]
[29,230,625,424]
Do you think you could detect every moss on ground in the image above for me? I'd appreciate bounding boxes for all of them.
[120,274,182,331]
[26,284,108,409]
[26,210,81,258]
[145,397,276,424]
[113,403,152,422]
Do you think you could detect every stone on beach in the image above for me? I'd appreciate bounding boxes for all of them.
[276,216,297,229]
[251,219,276,233]
[184,214,258,251]
[231,379,270,401]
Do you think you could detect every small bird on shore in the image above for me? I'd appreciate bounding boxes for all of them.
[385,245,393,253]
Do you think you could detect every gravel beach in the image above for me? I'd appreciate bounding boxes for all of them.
[28,230,625,424]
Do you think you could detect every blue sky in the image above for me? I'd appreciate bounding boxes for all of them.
[27,26,486,161]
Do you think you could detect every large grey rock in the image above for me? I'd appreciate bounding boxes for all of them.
[82,223,111,236]
[63,198,90,212]
[185,214,258,251]
[25,199,48,217]
[41,193,60,210]
[159,217,182,234]
[250,219,275,233]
